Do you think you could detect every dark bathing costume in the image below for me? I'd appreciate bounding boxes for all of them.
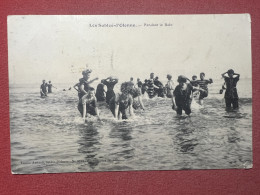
[147,79,155,98]
[109,93,133,119]
[47,83,53,93]
[78,95,97,116]
[141,82,148,95]
[103,79,118,104]
[154,79,165,98]
[224,76,239,109]
[173,83,193,115]
[78,78,90,100]
[95,83,106,102]
[40,83,47,97]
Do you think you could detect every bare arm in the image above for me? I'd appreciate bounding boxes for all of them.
[73,83,79,91]
[94,98,100,120]
[171,95,177,110]
[153,84,159,89]
[193,86,206,92]
[85,77,99,85]
[234,73,240,78]
[221,72,228,78]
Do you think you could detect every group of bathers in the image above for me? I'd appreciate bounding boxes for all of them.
[72,68,240,120]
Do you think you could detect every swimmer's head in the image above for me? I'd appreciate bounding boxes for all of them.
[200,72,205,80]
[49,81,51,83]
[88,87,95,97]
[82,69,92,76]
[120,82,128,93]
[150,73,154,79]
[192,75,197,80]
[130,77,134,81]
[228,69,234,77]
[177,75,187,84]
[42,80,46,83]
[167,74,172,80]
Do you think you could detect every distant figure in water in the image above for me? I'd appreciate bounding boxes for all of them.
[221,69,240,110]
[190,75,200,99]
[196,72,213,105]
[165,74,174,98]
[147,73,159,98]
[137,78,143,91]
[126,81,145,110]
[95,79,106,102]
[154,76,165,98]
[47,81,56,93]
[109,82,134,120]
[141,79,148,95]
[78,87,100,121]
[129,77,135,86]
[103,76,118,104]
[172,75,198,116]
[40,80,47,97]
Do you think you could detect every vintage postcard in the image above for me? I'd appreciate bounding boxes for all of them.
[8,14,252,174]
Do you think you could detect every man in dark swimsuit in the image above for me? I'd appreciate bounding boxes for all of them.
[95,79,106,102]
[109,82,134,120]
[195,72,213,105]
[221,69,240,109]
[40,80,47,97]
[172,75,195,116]
[103,76,118,104]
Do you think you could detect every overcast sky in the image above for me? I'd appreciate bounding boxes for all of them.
[8,14,252,84]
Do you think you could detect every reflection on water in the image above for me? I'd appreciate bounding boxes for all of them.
[10,79,252,173]
[78,124,101,169]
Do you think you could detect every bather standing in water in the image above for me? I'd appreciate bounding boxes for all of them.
[221,69,240,110]
[165,74,174,98]
[147,73,159,98]
[95,79,106,102]
[109,82,135,120]
[172,75,195,116]
[40,80,48,97]
[196,72,213,105]
[103,76,118,104]
[78,69,99,100]
[47,81,56,93]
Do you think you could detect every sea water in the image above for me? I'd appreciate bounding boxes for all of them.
[9,79,252,173]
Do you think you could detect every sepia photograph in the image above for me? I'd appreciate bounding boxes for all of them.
[8,14,252,174]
